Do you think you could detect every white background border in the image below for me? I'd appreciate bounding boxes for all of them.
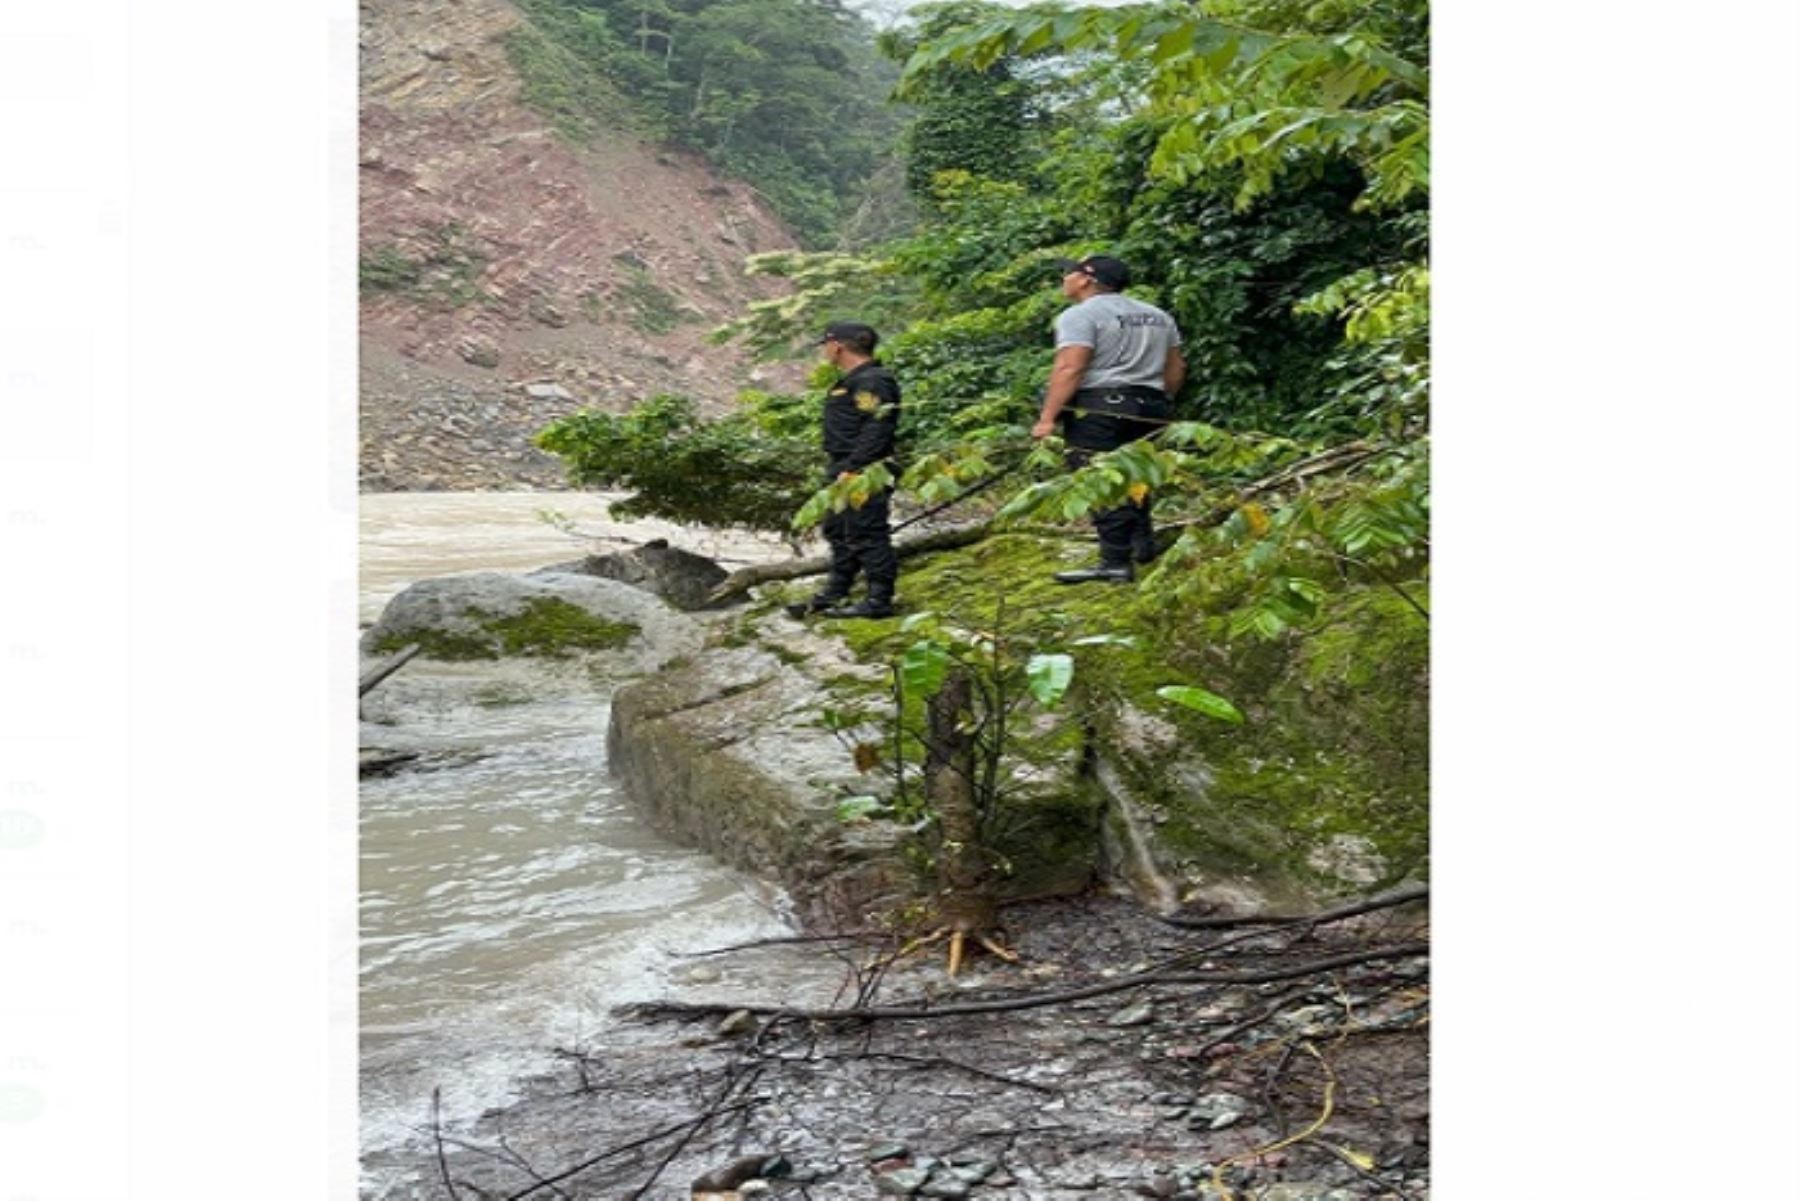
[1,0,1795,1197]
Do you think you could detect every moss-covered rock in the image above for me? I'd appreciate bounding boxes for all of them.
[607,647,913,928]
[598,527,1425,924]
[361,570,700,671]
[752,531,1428,915]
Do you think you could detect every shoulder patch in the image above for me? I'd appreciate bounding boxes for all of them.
[829,387,849,396]
[854,390,881,413]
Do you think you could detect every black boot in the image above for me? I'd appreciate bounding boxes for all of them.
[821,598,897,619]
[1053,562,1134,585]
[785,593,845,619]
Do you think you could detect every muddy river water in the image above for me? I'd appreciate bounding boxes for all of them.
[358,493,837,1198]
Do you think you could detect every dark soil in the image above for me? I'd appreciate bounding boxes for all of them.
[389,892,1428,1201]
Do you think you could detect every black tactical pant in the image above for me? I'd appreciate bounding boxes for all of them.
[820,487,897,605]
[1063,389,1166,567]
[1065,447,1154,567]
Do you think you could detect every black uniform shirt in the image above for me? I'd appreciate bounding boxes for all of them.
[822,359,901,474]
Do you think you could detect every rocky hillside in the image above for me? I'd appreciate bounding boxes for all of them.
[359,0,807,491]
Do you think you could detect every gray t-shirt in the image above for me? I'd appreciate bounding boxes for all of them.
[1053,292,1182,391]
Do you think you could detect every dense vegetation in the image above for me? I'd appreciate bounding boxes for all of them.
[508,0,912,245]
[545,0,1430,642]
[536,0,1433,903]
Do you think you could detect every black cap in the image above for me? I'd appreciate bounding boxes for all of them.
[816,320,879,353]
[1054,254,1131,291]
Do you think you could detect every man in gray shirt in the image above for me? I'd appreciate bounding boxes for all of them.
[1031,254,1186,583]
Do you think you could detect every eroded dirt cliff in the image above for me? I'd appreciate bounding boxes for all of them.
[359,0,806,490]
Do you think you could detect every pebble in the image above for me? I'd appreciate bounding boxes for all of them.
[1258,1185,1356,1201]
[919,1175,971,1199]
[1186,1093,1253,1130]
[949,1160,995,1183]
[876,1166,932,1195]
[716,1009,756,1037]
[866,1142,910,1162]
[1108,1001,1156,1027]
[1275,1004,1338,1035]
[1135,1172,1179,1198]
[1055,1171,1103,1189]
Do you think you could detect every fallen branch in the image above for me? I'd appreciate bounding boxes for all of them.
[1214,1041,1337,1201]
[1164,442,1383,534]
[785,1049,1058,1095]
[360,644,422,697]
[432,1088,462,1201]
[706,522,990,604]
[625,1066,761,1201]
[501,1097,761,1201]
[1158,883,1428,931]
[681,930,884,959]
[621,941,1427,1025]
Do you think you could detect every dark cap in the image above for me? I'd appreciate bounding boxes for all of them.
[816,320,880,353]
[1054,254,1131,290]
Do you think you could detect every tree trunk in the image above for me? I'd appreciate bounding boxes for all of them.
[926,667,995,938]
[705,521,990,605]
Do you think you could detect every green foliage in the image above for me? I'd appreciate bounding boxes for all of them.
[1155,684,1244,724]
[878,1,1043,203]
[1025,652,1074,707]
[615,265,695,334]
[535,393,815,534]
[504,10,642,143]
[709,250,912,360]
[791,461,897,532]
[702,0,1432,687]
[358,245,421,293]
[510,0,909,245]
[356,224,489,308]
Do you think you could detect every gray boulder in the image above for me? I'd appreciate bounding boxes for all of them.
[361,571,700,672]
[535,538,729,611]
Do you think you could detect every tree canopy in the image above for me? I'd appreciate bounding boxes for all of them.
[511,0,912,245]
[542,0,1431,646]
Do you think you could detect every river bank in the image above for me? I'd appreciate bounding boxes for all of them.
[358,493,1428,1200]
[379,892,1428,1201]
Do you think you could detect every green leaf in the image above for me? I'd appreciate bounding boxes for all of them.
[1156,684,1245,724]
[1069,633,1139,648]
[1026,653,1075,707]
[901,639,949,699]
[834,795,885,823]
[900,610,938,632]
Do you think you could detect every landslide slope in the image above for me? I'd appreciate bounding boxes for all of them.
[359,0,804,490]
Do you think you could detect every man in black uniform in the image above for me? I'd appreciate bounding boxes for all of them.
[792,320,901,619]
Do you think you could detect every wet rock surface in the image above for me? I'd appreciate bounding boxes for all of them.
[535,537,731,611]
[606,644,912,928]
[382,894,1429,1200]
[360,569,701,671]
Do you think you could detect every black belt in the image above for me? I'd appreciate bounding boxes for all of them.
[1072,385,1166,403]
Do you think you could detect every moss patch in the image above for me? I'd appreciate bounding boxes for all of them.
[357,224,489,309]
[782,530,1428,897]
[373,598,638,661]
